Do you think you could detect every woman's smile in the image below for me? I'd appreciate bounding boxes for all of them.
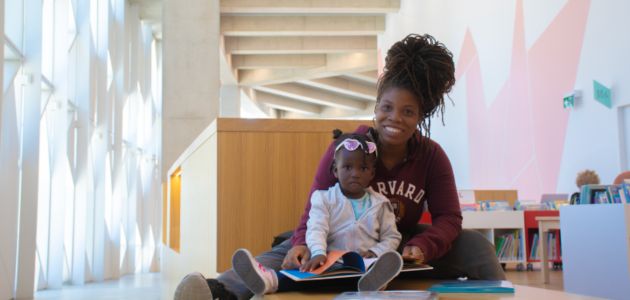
[383,125,404,135]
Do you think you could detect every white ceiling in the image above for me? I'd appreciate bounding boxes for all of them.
[132,0,400,118]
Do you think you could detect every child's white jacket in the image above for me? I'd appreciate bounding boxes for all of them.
[306,183,402,257]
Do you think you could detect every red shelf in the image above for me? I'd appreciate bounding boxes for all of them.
[524,210,562,264]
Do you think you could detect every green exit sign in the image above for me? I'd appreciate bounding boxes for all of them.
[563,94,575,108]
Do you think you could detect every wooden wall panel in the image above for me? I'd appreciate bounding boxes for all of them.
[169,169,182,252]
[216,119,368,271]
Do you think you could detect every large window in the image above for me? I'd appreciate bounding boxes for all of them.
[1,0,162,296]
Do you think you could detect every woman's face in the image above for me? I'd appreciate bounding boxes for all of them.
[374,87,422,147]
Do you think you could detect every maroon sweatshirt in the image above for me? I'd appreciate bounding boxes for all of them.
[291,125,462,262]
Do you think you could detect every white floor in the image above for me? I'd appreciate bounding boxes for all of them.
[34,273,166,300]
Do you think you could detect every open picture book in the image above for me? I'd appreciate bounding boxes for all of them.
[279,250,432,282]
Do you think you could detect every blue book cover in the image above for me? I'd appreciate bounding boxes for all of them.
[428,280,515,293]
[580,185,591,204]
[279,251,433,282]
[530,234,539,260]
[622,182,630,203]
[279,251,367,281]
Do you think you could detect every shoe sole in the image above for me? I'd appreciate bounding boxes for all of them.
[232,249,266,295]
[358,251,403,291]
[173,272,213,300]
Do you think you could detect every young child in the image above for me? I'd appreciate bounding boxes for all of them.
[231,130,403,296]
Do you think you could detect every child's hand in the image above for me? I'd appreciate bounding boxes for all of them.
[360,250,376,258]
[282,245,310,270]
[300,255,327,272]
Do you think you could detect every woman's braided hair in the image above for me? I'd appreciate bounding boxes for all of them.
[377,34,456,140]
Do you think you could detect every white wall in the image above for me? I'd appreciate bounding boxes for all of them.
[380,0,630,199]
[557,0,630,193]
[163,123,218,298]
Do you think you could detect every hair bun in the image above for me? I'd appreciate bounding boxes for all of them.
[377,33,455,147]
[332,129,343,139]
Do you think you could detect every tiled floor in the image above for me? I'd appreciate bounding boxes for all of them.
[33,267,565,299]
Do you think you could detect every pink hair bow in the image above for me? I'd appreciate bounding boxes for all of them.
[334,138,377,156]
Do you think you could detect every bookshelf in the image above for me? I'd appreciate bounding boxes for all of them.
[524,210,562,271]
[462,211,526,269]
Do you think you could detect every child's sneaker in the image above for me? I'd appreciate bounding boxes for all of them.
[232,248,279,295]
[358,251,403,291]
[174,272,213,300]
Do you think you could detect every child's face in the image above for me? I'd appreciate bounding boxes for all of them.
[333,149,376,199]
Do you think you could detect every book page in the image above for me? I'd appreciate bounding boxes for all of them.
[310,250,348,275]
[363,257,378,269]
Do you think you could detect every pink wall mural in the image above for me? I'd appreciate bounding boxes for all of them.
[456,0,590,200]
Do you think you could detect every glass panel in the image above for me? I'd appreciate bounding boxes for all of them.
[3,39,23,61]
[67,0,77,50]
[42,0,54,79]
[3,61,20,94]
[5,0,24,52]
[36,113,52,288]
[90,0,98,48]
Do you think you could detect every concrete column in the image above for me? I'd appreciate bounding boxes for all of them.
[220,84,241,117]
[162,0,220,179]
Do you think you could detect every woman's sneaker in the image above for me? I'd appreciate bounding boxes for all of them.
[232,248,278,295]
[357,251,403,291]
[174,272,213,300]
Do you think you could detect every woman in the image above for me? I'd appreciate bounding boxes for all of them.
[174,34,505,300]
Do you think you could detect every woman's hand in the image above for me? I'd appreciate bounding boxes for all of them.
[300,255,327,272]
[402,245,424,264]
[281,245,311,270]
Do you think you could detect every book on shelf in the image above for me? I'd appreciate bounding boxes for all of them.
[529,233,540,260]
[608,185,622,203]
[427,280,515,293]
[495,230,522,261]
[547,231,561,260]
[529,231,561,260]
[542,199,569,210]
[514,200,545,211]
[460,203,480,211]
[621,183,630,203]
[540,194,569,210]
[580,184,630,205]
[478,200,512,211]
[279,250,432,282]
